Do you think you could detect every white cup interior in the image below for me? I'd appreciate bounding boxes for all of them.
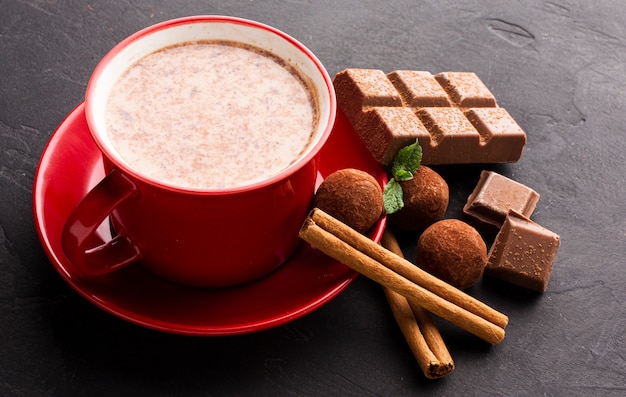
[86,17,334,190]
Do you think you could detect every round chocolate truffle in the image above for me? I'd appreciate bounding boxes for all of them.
[390,165,449,231]
[416,219,486,289]
[314,168,383,233]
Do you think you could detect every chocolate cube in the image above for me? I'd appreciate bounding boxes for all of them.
[486,210,560,292]
[464,170,540,229]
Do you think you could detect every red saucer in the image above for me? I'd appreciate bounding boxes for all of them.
[33,103,387,335]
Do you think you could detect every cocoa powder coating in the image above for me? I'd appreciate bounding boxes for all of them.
[416,219,487,289]
[390,166,449,231]
[314,168,383,233]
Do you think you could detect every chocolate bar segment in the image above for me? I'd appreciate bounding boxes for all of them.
[415,107,480,164]
[387,70,451,107]
[465,108,526,162]
[434,72,497,107]
[354,107,431,165]
[485,210,560,292]
[333,68,526,165]
[333,68,402,122]
[463,170,540,229]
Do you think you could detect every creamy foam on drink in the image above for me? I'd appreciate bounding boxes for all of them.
[104,40,319,189]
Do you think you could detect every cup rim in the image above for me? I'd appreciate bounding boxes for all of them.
[85,15,336,195]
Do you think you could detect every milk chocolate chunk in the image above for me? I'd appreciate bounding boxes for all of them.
[486,210,560,292]
[463,170,540,229]
[333,68,526,165]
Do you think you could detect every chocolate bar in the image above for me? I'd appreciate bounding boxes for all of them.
[333,69,526,165]
[463,170,540,229]
[485,210,560,292]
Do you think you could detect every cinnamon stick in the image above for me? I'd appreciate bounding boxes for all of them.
[299,208,507,345]
[312,208,508,329]
[381,229,454,379]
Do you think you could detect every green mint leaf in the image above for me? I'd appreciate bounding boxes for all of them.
[391,139,423,181]
[383,178,404,214]
[393,169,413,181]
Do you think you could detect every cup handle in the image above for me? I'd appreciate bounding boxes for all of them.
[62,168,142,276]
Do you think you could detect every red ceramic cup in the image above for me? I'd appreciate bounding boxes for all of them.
[61,16,336,287]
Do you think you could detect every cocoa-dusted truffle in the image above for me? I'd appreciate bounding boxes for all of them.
[390,166,449,231]
[416,219,487,289]
[314,168,383,233]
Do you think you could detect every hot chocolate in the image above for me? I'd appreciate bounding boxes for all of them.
[104,40,319,189]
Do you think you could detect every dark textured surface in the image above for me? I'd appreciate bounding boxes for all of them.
[1,1,625,395]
